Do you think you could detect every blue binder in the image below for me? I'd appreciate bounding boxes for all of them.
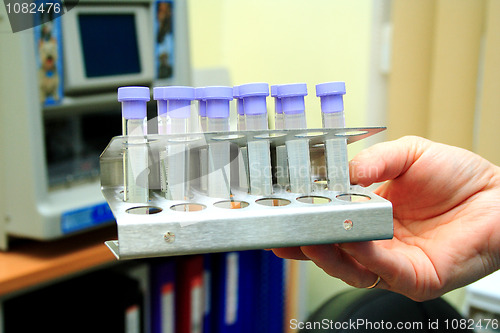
[211,250,263,332]
[150,259,176,333]
[203,254,213,333]
[257,250,285,333]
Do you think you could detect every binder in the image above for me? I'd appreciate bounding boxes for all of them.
[211,252,241,332]
[237,250,261,333]
[3,271,144,333]
[256,250,285,333]
[211,250,262,333]
[176,255,204,333]
[151,259,176,333]
[202,254,213,333]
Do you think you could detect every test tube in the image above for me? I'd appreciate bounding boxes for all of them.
[233,85,249,190]
[195,87,209,192]
[271,85,284,130]
[233,86,246,131]
[271,84,288,187]
[242,83,269,130]
[278,83,308,129]
[316,81,349,192]
[195,87,207,132]
[118,86,150,203]
[154,86,195,200]
[205,86,233,198]
[277,83,312,193]
[239,83,272,195]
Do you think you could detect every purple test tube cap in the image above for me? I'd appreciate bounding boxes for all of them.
[233,86,245,116]
[271,84,283,114]
[153,86,196,100]
[239,83,269,115]
[316,82,346,113]
[276,83,308,115]
[118,86,150,119]
[195,87,207,117]
[154,86,195,118]
[204,86,233,119]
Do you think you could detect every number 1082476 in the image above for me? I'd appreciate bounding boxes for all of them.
[5,2,62,15]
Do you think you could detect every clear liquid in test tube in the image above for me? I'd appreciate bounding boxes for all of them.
[316,81,349,192]
[234,85,249,191]
[277,83,312,194]
[271,84,288,187]
[195,87,209,192]
[205,86,233,198]
[271,85,284,130]
[195,87,207,133]
[240,83,272,196]
[118,86,150,203]
[234,86,246,131]
[154,86,195,200]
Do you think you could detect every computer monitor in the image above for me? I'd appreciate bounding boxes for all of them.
[62,4,154,94]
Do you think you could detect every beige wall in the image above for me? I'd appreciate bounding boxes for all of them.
[188,0,374,132]
[388,0,500,165]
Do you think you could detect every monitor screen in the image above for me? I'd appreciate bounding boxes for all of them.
[78,14,141,78]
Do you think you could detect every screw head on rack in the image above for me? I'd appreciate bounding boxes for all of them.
[343,219,353,231]
[164,232,175,243]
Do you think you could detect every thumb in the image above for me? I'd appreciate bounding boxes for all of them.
[349,136,429,187]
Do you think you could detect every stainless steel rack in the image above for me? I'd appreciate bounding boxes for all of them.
[100,127,393,259]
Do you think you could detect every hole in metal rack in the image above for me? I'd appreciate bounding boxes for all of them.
[213,200,250,209]
[168,135,203,143]
[122,138,157,147]
[126,206,163,215]
[334,130,369,137]
[336,194,371,202]
[295,131,327,138]
[170,203,206,212]
[211,134,246,141]
[255,198,291,207]
[253,132,287,139]
[296,196,331,204]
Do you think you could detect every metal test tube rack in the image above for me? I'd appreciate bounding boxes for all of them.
[101,127,393,260]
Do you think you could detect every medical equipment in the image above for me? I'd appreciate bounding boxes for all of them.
[233,86,246,131]
[0,0,191,247]
[205,87,233,199]
[317,82,350,192]
[239,83,273,196]
[271,85,284,130]
[119,86,150,203]
[154,86,195,200]
[101,82,394,260]
[278,83,312,194]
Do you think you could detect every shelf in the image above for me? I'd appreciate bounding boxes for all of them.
[0,226,117,297]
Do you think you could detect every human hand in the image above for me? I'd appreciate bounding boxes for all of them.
[273,136,500,301]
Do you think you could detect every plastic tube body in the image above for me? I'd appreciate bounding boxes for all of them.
[239,83,272,196]
[208,117,230,132]
[205,87,233,198]
[284,112,307,130]
[245,113,268,131]
[154,87,194,200]
[271,85,284,130]
[123,118,147,137]
[274,112,284,130]
[322,111,344,128]
[316,81,349,192]
[118,87,150,203]
[277,83,311,193]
